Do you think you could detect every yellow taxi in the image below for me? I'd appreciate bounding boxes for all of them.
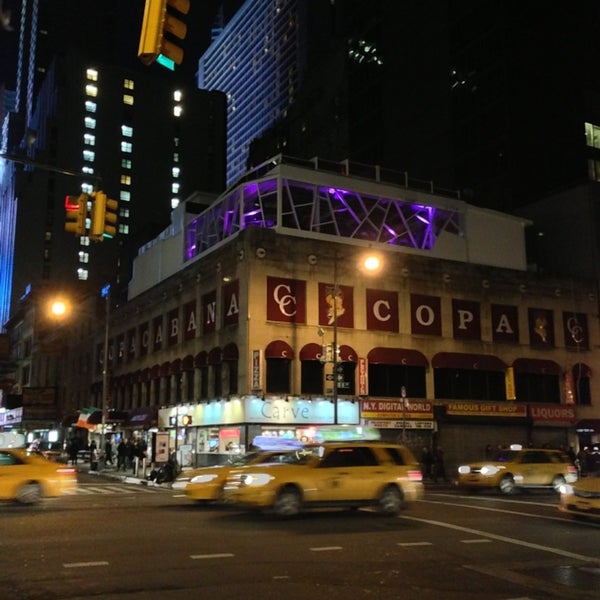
[457,445,577,495]
[223,435,424,518]
[558,474,600,521]
[172,447,306,503]
[0,447,78,504]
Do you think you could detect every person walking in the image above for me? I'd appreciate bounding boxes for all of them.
[104,439,113,466]
[432,446,448,483]
[420,447,432,480]
[89,439,98,471]
[117,439,127,471]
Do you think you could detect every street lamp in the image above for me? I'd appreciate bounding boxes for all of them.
[325,249,383,423]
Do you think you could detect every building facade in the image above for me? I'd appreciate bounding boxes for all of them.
[5,157,597,474]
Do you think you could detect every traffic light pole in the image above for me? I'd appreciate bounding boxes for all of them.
[0,153,102,182]
[100,285,110,464]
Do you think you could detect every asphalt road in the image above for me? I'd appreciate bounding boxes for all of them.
[1,475,598,600]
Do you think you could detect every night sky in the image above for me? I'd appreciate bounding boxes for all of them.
[0,0,245,89]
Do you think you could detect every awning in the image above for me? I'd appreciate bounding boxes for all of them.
[182,354,194,371]
[149,364,160,379]
[368,347,429,367]
[208,347,222,364]
[575,419,600,433]
[265,340,294,359]
[140,368,151,382]
[159,361,171,377]
[195,351,207,368]
[125,406,158,429]
[300,343,322,360]
[223,343,239,360]
[170,359,182,374]
[338,345,357,362]
[573,362,592,378]
[87,409,128,425]
[512,358,561,375]
[432,352,506,371]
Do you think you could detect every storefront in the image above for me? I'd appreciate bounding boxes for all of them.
[159,395,360,467]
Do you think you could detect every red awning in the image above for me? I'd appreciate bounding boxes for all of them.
[182,354,194,371]
[265,340,294,359]
[223,343,239,360]
[433,352,506,371]
[573,362,592,378]
[208,347,222,364]
[159,361,171,377]
[512,358,561,375]
[338,344,357,362]
[195,351,207,368]
[368,347,429,367]
[299,343,322,360]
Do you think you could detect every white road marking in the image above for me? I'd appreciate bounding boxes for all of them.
[397,541,433,547]
[401,515,600,564]
[461,539,492,544]
[64,561,109,568]
[309,546,343,552]
[190,553,235,560]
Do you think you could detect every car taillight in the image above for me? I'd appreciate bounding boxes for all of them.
[407,469,423,482]
[567,465,577,475]
[56,467,76,475]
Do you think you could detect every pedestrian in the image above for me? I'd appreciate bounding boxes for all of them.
[67,437,79,466]
[125,439,134,470]
[89,439,98,471]
[420,447,432,480]
[104,439,113,466]
[117,439,127,471]
[432,446,447,483]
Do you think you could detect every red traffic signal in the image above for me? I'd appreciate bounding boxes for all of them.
[64,193,89,237]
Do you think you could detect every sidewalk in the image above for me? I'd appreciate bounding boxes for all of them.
[77,461,169,488]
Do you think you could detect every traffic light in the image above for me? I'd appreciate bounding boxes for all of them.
[90,191,118,241]
[64,193,89,237]
[138,0,190,70]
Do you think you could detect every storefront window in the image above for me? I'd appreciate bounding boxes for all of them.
[301,360,323,394]
[369,364,426,398]
[266,357,291,393]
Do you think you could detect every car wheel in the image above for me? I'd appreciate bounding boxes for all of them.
[499,474,515,495]
[378,485,404,516]
[16,482,43,504]
[273,485,302,517]
[551,475,565,493]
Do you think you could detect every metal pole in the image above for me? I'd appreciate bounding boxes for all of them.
[100,286,110,463]
[333,251,338,424]
[401,386,407,443]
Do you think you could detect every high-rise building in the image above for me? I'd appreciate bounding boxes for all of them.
[0,1,227,327]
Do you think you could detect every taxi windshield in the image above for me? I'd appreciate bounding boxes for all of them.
[496,450,520,462]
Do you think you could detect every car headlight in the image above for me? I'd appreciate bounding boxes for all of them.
[458,466,471,474]
[480,465,500,476]
[240,473,272,487]
[190,474,219,484]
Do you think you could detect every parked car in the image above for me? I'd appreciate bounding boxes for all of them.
[558,474,600,521]
[0,448,78,504]
[223,441,424,518]
[457,445,578,494]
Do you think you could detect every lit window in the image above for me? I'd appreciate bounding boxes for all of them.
[121,141,132,153]
[123,94,134,105]
[120,207,130,218]
[83,133,95,146]
[585,122,600,150]
[173,90,182,101]
[81,183,94,194]
[118,223,129,235]
[171,198,180,209]
[78,251,89,263]
[121,125,133,137]
[77,268,89,280]
[85,84,98,97]
[172,183,180,193]
[83,150,95,162]
[121,159,132,169]
[124,79,134,90]
[86,69,98,81]
[173,152,179,162]
[173,105,182,117]
[84,117,96,129]
[172,167,180,178]
[82,166,94,174]
[120,190,131,202]
[85,101,97,113]
[120,175,131,185]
